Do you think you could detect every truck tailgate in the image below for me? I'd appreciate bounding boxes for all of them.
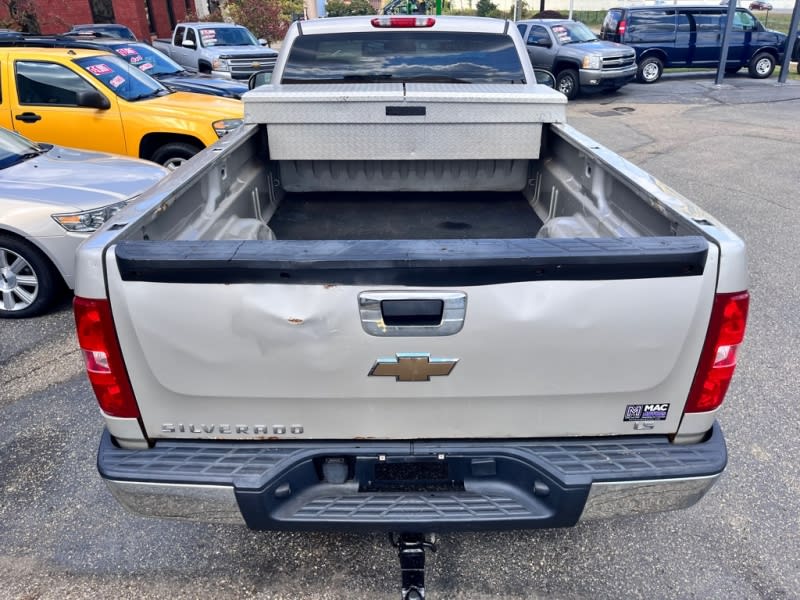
[105,236,718,440]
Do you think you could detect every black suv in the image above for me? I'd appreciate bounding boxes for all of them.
[600,5,787,82]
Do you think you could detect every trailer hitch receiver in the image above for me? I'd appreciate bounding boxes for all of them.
[390,533,437,600]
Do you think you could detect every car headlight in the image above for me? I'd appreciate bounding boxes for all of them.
[213,119,243,137]
[52,200,128,233]
[212,58,230,71]
[582,55,603,70]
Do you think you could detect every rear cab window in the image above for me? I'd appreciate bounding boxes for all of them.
[281,32,526,84]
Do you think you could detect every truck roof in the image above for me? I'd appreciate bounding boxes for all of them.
[297,15,511,35]
[178,22,247,28]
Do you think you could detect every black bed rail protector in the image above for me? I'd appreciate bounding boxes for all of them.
[114,237,708,286]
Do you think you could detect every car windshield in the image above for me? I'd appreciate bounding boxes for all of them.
[74,55,170,101]
[0,128,45,170]
[282,32,526,84]
[108,43,183,76]
[550,22,598,44]
[199,27,258,47]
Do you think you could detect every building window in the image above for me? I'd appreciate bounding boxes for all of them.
[89,0,116,23]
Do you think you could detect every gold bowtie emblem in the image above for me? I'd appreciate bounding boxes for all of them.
[369,353,458,382]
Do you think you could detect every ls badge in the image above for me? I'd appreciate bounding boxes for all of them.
[369,353,458,382]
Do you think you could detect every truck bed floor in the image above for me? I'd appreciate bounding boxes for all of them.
[268,192,543,240]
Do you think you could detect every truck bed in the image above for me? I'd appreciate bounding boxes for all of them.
[268,192,543,240]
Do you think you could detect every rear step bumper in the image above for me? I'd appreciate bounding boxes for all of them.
[98,422,726,532]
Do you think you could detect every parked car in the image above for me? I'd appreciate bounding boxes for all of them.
[794,33,800,74]
[0,46,243,169]
[152,23,278,80]
[600,5,787,82]
[0,127,167,318]
[516,19,637,99]
[748,1,772,10]
[64,23,138,41]
[21,36,249,99]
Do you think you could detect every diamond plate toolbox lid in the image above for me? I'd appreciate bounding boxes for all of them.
[244,83,567,161]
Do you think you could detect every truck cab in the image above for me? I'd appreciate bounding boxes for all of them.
[154,23,278,80]
[516,19,637,99]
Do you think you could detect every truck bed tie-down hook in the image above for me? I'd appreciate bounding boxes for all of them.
[389,533,438,600]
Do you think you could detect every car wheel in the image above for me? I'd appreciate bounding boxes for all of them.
[0,234,59,318]
[555,69,580,100]
[748,51,775,79]
[636,56,663,83]
[151,142,202,171]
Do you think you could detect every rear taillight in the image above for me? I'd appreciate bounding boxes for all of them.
[618,19,627,36]
[371,16,435,28]
[74,297,140,419]
[684,291,749,413]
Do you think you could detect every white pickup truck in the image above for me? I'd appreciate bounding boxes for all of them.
[74,15,748,598]
[152,22,277,80]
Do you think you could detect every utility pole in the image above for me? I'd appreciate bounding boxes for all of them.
[778,2,800,83]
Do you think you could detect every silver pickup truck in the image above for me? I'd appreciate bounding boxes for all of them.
[152,22,277,80]
[75,15,748,597]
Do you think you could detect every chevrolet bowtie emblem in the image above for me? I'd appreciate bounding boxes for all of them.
[251,61,261,68]
[369,353,458,382]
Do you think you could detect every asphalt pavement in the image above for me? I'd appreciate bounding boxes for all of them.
[1,74,799,599]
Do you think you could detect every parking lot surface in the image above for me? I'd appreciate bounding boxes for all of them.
[1,75,799,599]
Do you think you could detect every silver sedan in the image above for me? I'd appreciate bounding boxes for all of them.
[0,128,167,318]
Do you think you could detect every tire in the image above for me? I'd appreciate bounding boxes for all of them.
[748,51,775,79]
[151,142,202,170]
[555,69,580,100]
[0,234,59,319]
[198,61,212,74]
[636,56,663,83]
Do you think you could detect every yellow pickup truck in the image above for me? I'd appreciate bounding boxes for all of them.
[0,47,243,168]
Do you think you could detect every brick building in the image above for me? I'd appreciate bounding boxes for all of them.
[3,0,198,40]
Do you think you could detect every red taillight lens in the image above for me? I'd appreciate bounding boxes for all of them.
[618,19,627,36]
[74,296,140,419]
[371,16,436,28]
[684,291,749,413]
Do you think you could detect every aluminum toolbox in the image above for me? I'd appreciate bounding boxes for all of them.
[244,83,567,161]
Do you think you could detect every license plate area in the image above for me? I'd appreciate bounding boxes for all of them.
[361,458,463,493]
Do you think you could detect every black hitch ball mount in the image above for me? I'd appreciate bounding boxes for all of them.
[389,532,438,600]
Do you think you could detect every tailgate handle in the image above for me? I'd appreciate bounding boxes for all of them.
[386,106,426,116]
[359,291,466,337]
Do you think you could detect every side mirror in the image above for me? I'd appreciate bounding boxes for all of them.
[76,89,111,110]
[529,38,552,48]
[248,70,272,89]
[533,69,556,89]
[258,38,268,46]
[182,39,195,48]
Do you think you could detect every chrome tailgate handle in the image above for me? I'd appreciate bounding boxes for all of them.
[359,291,467,337]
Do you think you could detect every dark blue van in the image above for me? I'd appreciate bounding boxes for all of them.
[600,6,787,82]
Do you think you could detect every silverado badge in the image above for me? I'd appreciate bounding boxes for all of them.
[369,353,458,382]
